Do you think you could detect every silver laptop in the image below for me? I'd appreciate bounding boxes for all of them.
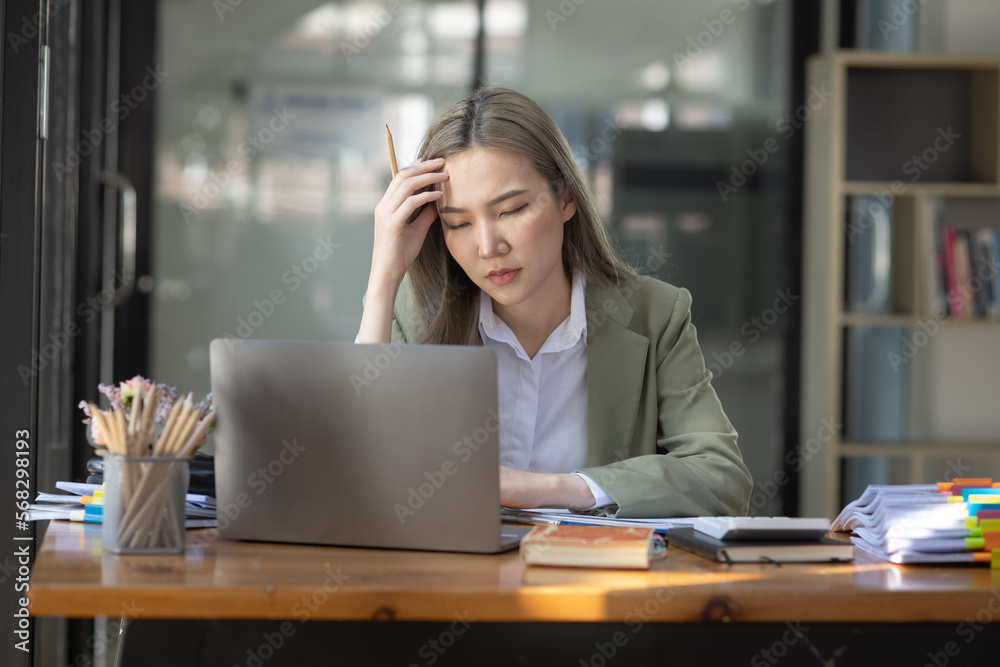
[209,338,529,553]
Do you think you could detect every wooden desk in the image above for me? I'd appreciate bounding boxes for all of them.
[28,521,1000,666]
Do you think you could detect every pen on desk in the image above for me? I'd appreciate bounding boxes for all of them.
[75,512,101,524]
[385,124,399,177]
[559,519,668,534]
[501,510,560,527]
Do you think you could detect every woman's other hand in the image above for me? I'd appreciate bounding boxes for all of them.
[499,465,596,510]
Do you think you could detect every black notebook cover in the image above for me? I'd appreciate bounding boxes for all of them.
[664,527,854,564]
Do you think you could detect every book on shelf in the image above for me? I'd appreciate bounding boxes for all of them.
[993,229,1000,317]
[954,231,974,318]
[519,524,666,570]
[663,527,853,564]
[842,196,908,461]
[928,219,1000,321]
[942,225,961,318]
[975,228,998,318]
[844,195,893,314]
[920,197,948,319]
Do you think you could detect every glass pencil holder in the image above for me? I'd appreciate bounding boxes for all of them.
[103,455,189,554]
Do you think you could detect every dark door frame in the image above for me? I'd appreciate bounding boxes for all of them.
[0,1,45,665]
[782,1,823,516]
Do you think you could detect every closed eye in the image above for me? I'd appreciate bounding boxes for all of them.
[501,204,527,217]
[444,203,526,229]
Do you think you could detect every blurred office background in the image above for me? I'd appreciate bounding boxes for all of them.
[150,0,793,514]
[14,2,1000,665]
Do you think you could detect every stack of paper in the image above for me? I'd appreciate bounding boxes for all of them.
[28,481,218,528]
[501,507,698,533]
[832,478,1000,566]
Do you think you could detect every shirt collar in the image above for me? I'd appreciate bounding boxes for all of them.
[478,270,588,352]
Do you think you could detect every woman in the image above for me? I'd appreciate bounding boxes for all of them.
[359,87,752,518]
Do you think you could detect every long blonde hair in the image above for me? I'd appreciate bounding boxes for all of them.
[408,87,636,345]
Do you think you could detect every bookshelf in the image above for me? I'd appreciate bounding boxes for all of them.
[801,51,1000,518]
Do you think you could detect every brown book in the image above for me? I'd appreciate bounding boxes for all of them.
[519,524,666,569]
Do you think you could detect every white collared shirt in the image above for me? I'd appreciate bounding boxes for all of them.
[478,270,613,509]
[357,271,614,510]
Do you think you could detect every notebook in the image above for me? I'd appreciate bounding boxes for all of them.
[664,527,854,564]
[209,338,530,553]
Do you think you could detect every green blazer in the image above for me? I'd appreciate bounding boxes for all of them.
[389,275,753,518]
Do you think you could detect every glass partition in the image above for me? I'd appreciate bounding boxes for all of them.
[153,0,791,513]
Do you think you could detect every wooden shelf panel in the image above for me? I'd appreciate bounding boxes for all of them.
[827,50,1000,70]
[841,182,1000,197]
[839,441,1000,457]
[840,313,1000,326]
[840,313,920,326]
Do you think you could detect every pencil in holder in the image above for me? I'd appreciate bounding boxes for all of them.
[103,455,189,554]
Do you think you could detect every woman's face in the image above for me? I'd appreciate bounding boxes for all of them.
[435,147,576,315]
